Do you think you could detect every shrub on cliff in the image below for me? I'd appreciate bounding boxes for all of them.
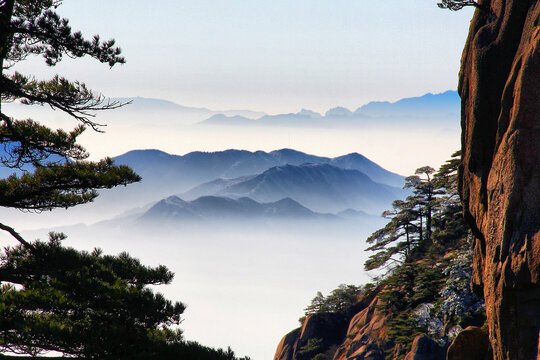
[304,284,367,316]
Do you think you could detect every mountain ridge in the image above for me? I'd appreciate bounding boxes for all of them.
[181,163,404,214]
[114,148,404,189]
[197,90,459,127]
[140,195,336,222]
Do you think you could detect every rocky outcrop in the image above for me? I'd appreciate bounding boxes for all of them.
[403,334,444,360]
[446,326,490,360]
[273,312,352,360]
[333,297,390,360]
[458,1,540,359]
[274,328,302,360]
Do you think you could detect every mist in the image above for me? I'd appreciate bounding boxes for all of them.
[16,217,386,359]
[1,93,460,359]
[3,97,460,178]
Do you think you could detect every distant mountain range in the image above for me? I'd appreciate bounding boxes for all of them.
[114,148,403,191]
[198,91,460,128]
[355,90,460,117]
[140,195,334,222]
[181,163,403,214]
[115,91,459,127]
[0,90,458,228]
[0,146,407,229]
[3,90,458,130]
[3,91,461,133]
[0,147,406,230]
[111,97,267,122]
[2,97,266,127]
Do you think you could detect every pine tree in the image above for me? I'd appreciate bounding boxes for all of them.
[0,2,248,359]
[405,166,437,248]
[0,1,140,227]
[431,151,469,246]
[0,233,186,359]
[365,157,462,271]
[364,198,421,271]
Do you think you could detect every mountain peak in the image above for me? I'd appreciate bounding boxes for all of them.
[354,90,459,117]
[325,106,353,117]
[298,109,322,118]
[140,195,327,221]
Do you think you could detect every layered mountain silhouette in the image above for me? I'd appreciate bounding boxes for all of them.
[355,90,459,118]
[140,195,333,222]
[181,163,402,214]
[3,90,458,130]
[106,148,407,218]
[114,148,403,190]
[0,148,405,228]
[198,91,459,127]
[1,90,457,230]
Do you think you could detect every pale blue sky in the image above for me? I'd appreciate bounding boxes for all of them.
[17,0,474,113]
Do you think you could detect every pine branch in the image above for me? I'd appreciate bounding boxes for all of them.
[2,74,129,130]
[0,221,32,248]
[0,114,88,168]
[0,159,141,210]
[7,7,125,67]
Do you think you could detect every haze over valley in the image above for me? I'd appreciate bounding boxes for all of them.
[3,90,460,359]
[3,90,461,179]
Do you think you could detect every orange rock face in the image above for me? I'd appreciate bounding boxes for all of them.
[446,326,490,360]
[458,1,540,359]
[403,334,444,360]
[332,297,390,360]
[274,328,301,360]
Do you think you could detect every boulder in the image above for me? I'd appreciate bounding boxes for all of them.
[458,1,540,359]
[446,326,490,360]
[403,334,444,360]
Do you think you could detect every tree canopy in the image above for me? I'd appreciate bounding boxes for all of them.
[437,0,482,11]
[364,152,469,272]
[304,284,365,315]
[0,0,140,222]
[0,2,250,359]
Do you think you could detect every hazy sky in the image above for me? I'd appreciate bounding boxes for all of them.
[16,0,474,114]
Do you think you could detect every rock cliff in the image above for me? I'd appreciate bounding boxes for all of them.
[274,295,393,360]
[273,313,355,360]
[332,297,390,360]
[458,1,540,359]
[274,294,377,360]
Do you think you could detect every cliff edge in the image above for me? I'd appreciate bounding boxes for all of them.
[458,1,540,359]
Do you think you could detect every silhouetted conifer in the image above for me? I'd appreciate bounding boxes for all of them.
[0,2,248,358]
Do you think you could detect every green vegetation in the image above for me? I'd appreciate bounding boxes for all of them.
[297,152,485,359]
[437,0,481,11]
[0,1,249,358]
[368,152,484,357]
[365,152,465,272]
[298,338,323,355]
[304,284,366,315]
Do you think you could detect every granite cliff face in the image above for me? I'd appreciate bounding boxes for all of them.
[458,1,540,359]
[273,313,350,360]
[274,295,392,360]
